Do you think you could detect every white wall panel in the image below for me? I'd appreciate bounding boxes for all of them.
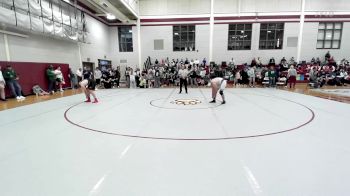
[109,26,139,71]
[80,15,111,69]
[214,0,239,14]
[140,0,210,16]
[300,22,350,62]
[0,14,111,71]
[305,0,350,11]
[212,23,299,65]
[7,34,80,70]
[0,34,6,61]
[140,25,209,65]
[240,0,302,13]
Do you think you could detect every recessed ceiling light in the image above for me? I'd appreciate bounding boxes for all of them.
[106,13,116,20]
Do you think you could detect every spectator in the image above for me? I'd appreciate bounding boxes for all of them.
[46,65,56,94]
[247,66,256,87]
[234,69,241,87]
[256,57,262,67]
[325,51,331,61]
[54,67,65,92]
[154,67,161,88]
[189,67,198,87]
[68,68,77,89]
[287,65,297,88]
[139,74,147,88]
[3,65,25,100]
[251,58,257,67]
[268,66,276,87]
[125,67,130,88]
[130,69,136,88]
[0,65,6,101]
[94,67,102,88]
[115,67,121,88]
[147,68,155,88]
[101,70,112,89]
[135,68,141,87]
[289,57,296,66]
[269,57,276,66]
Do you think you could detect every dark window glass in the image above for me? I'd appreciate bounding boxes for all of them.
[118,26,133,52]
[259,23,284,50]
[173,25,196,51]
[228,24,252,50]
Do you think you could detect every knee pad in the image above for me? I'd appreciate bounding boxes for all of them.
[219,90,224,95]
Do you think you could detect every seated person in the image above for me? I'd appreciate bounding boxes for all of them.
[139,75,147,88]
[289,57,296,66]
[251,58,257,67]
[32,85,50,96]
[268,57,276,66]
[101,71,113,89]
[268,66,276,87]
[280,57,287,65]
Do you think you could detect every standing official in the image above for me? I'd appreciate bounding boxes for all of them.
[178,65,189,94]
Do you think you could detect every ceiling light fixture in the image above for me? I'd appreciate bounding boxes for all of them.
[106,13,116,20]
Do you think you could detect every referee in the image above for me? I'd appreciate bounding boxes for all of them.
[178,65,189,94]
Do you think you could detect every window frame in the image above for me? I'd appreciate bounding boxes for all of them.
[259,23,284,50]
[227,23,252,50]
[173,24,196,52]
[118,26,133,52]
[316,22,342,49]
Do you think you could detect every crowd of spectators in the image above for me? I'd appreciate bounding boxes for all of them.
[0,51,349,101]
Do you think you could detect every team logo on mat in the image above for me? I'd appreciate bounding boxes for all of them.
[171,99,201,105]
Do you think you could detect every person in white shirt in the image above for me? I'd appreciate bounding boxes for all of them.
[94,68,102,87]
[178,65,189,93]
[129,69,136,88]
[209,76,227,104]
[54,67,65,92]
[287,65,297,88]
[0,65,6,101]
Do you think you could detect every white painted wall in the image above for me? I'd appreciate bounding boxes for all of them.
[0,14,111,71]
[140,0,210,16]
[240,0,302,13]
[0,35,6,61]
[214,0,302,14]
[140,25,209,63]
[212,23,299,65]
[80,15,111,69]
[300,22,350,62]
[305,0,350,11]
[109,26,139,70]
[6,33,80,69]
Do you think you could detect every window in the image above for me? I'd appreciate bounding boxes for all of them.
[118,26,133,52]
[317,22,342,49]
[259,23,284,50]
[173,25,195,51]
[228,24,252,50]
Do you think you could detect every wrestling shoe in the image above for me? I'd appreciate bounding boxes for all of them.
[209,100,216,103]
[222,101,226,104]
[92,99,98,103]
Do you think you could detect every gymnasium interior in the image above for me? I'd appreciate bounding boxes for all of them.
[0,0,350,195]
